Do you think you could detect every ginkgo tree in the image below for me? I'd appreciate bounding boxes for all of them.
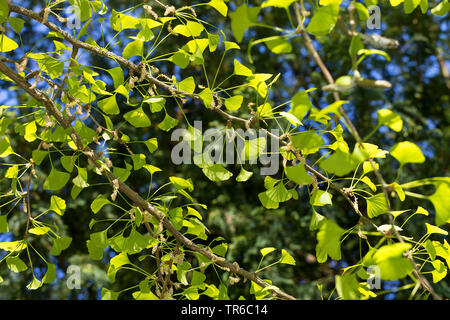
[0,0,448,300]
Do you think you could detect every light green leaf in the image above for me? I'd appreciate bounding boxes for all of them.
[366,193,388,218]
[91,194,112,214]
[234,59,253,76]
[261,0,297,8]
[144,138,158,153]
[260,247,276,257]
[6,256,28,273]
[207,0,228,16]
[224,95,243,111]
[280,249,296,265]
[377,109,403,132]
[172,21,204,37]
[107,67,124,89]
[236,167,253,182]
[202,164,232,181]
[373,243,413,280]
[425,223,448,236]
[170,176,194,192]
[320,150,358,176]
[316,219,345,263]
[178,76,196,94]
[124,107,151,127]
[0,0,9,24]
[306,4,339,36]
[158,113,179,132]
[431,260,447,283]
[229,4,260,42]
[0,215,9,233]
[26,277,42,290]
[122,40,143,59]
[285,164,313,185]
[391,141,425,165]
[43,169,70,191]
[310,190,332,207]
[43,263,56,284]
[50,195,66,216]
[266,182,292,203]
[29,226,51,235]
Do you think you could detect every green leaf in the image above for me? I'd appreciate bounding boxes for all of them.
[310,209,326,231]
[224,95,243,111]
[335,273,361,300]
[241,137,266,161]
[0,137,14,157]
[172,21,204,37]
[234,59,253,76]
[280,249,296,265]
[144,138,158,153]
[29,226,51,235]
[0,0,9,24]
[90,230,108,248]
[285,164,313,185]
[122,40,143,59]
[236,167,253,182]
[49,236,72,256]
[102,288,120,300]
[431,260,447,283]
[32,150,47,165]
[158,113,179,131]
[38,55,64,79]
[265,37,292,54]
[50,195,66,216]
[6,256,28,273]
[425,223,448,236]
[207,0,228,16]
[0,215,9,233]
[43,169,70,191]
[279,111,302,126]
[177,76,196,94]
[258,191,279,209]
[26,277,42,290]
[306,4,339,36]
[266,182,292,203]
[0,241,27,252]
[316,219,345,263]
[289,90,313,122]
[144,97,165,113]
[310,190,332,207]
[373,243,413,280]
[260,247,276,257]
[229,4,260,42]
[366,193,388,218]
[87,239,104,260]
[131,153,146,170]
[132,290,158,300]
[0,34,18,52]
[349,34,364,58]
[377,109,403,132]
[43,263,56,284]
[124,107,151,127]
[390,141,425,165]
[199,88,213,108]
[107,67,124,89]
[98,94,120,115]
[291,131,324,155]
[110,9,140,31]
[202,164,233,181]
[170,176,194,192]
[91,194,112,214]
[261,0,297,8]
